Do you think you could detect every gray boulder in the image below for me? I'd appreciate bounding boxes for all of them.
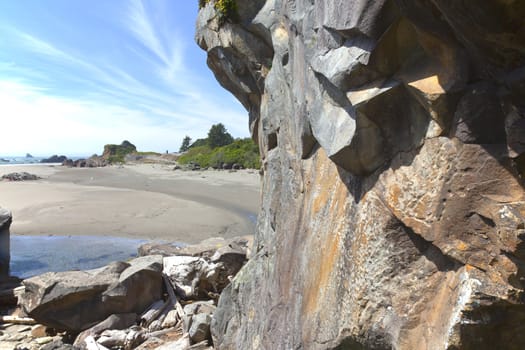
[162,237,250,301]
[163,256,221,300]
[183,301,217,340]
[74,313,137,348]
[20,256,162,332]
[0,208,12,277]
[183,301,216,318]
[188,313,212,344]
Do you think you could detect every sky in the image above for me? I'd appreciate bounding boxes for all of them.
[0,0,248,157]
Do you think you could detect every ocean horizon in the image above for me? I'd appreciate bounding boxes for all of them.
[0,155,87,165]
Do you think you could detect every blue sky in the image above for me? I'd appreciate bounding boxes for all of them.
[0,0,248,156]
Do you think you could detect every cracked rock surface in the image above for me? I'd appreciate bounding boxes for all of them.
[196,1,525,349]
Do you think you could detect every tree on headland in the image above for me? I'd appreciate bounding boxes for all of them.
[179,136,192,153]
[207,123,234,148]
[177,123,259,169]
[189,138,208,149]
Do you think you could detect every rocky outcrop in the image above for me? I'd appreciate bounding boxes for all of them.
[62,156,108,168]
[20,256,163,332]
[7,236,249,349]
[40,155,67,163]
[0,208,12,277]
[196,1,525,349]
[2,172,41,181]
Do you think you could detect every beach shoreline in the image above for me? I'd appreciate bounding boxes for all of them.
[0,163,260,243]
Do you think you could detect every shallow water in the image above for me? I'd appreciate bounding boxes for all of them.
[0,156,45,165]
[10,235,148,278]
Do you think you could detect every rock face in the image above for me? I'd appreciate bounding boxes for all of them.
[20,256,163,332]
[0,208,12,277]
[196,1,525,349]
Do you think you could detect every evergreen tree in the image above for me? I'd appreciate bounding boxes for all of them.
[208,123,234,148]
[179,135,192,152]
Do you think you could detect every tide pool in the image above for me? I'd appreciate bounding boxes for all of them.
[10,235,148,278]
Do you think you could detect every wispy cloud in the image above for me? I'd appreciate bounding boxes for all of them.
[125,0,185,86]
[0,80,188,156]
[127,0,171,66]
[0,1,249,155]
[7,27,187,116]
[15,31,70,59]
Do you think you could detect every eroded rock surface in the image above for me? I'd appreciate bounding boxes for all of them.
[196,1,525,349]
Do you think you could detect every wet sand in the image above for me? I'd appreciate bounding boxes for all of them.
[0,164,260,243]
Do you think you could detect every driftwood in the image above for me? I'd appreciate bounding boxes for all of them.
[140,299,170,327]
[98,329,128,348]
[73,313,138,348]
[124,327,146,350]
[148,318,164,333]
[163,274,185,318]
[140,274,188,330]
[85,335,110,350]
[147,325,181,339]
[161,309,179,329]
[0,316,37,325]
[85,329,146,350]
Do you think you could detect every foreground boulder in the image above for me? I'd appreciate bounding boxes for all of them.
[197,1,525,349]
[20,255,163,332]
[0,207,12,277]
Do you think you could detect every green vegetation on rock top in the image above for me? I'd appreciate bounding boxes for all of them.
[179,136,192,153]
[102,140,137,164]
[178,138,260,169]
[178,123,259,169]
[207,123,234,148]
[198,0,238,24]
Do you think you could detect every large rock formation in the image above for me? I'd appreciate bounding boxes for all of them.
[102,140,137,163]
[20,255,163,332]
[196,1,525,349]
[0,208,12,277]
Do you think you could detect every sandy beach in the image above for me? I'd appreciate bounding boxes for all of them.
[0,163,261,243]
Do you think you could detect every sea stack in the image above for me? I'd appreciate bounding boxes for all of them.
[196,1,525,349]
[0,207,12,277]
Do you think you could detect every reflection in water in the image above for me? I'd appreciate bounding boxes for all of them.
[10,235,147,278]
